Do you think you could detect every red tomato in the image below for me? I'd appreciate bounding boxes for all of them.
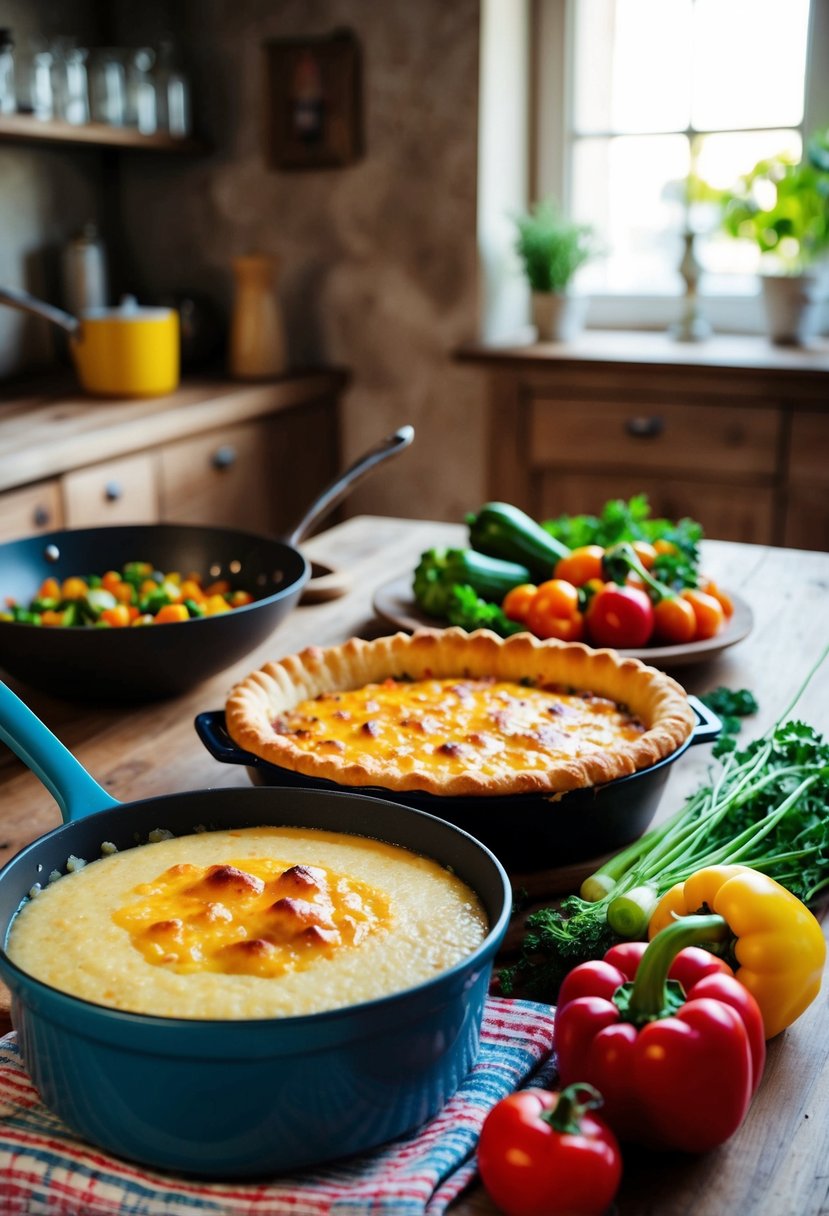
[477,1086,622,1216]
[585,584,654,648]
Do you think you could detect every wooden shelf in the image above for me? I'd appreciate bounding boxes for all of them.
[0,113,206,154]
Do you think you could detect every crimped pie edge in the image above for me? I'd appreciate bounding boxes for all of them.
[224,628,696,797]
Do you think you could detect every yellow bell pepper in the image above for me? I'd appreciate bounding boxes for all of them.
[649,864,826,1039]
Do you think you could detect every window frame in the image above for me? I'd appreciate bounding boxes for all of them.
[531,0,829,333]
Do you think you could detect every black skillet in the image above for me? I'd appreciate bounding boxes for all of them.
[0,425,413,702]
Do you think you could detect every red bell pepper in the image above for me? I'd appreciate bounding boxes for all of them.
[553,914,766,1152]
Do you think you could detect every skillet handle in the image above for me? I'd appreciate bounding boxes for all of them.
[194,710,263,768]
[0,681,120,823]
[686,694,722,745]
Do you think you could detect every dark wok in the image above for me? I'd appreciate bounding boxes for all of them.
[0,680,510,1177]
[0,425,413,702]
[195,697,722,870]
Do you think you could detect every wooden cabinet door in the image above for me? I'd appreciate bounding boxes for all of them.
[62,453,159,527]
[0,479,64,541]
[783,410,829,551]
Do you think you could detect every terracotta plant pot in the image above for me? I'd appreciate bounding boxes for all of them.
[531,292,588,342]
[760,272,828,345]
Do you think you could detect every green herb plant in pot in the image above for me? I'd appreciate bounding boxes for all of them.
[514,198,595,342]
[719,128,829,345]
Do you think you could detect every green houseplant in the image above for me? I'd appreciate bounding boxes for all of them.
[513,199,595,341]
[719,128,829,343]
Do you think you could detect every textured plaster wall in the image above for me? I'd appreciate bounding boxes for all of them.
[113,0,487,524]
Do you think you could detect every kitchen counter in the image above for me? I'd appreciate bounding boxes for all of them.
[0,514,826,1215]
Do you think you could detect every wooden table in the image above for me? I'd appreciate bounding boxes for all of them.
[0,515,827,1215]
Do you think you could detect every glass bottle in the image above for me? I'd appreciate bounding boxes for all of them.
[229,254,288,379]
[126,47,157,134]
[155,39,191,138]
[0,29,15,115]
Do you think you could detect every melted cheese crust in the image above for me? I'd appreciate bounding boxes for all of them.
[274,677,644,780]
[7,827,488,1020]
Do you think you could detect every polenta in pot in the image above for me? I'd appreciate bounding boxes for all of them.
[6,825,488,1020]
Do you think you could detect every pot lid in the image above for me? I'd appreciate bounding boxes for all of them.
[81,295,174,322]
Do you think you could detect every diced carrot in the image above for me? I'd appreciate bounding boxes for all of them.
[205,580,230,596]
[127,605,141,622]
[155,603,190,624]
[113,582,136,604]
[179,579,205,602]
[230,590,253,607]
[38,577,61,600]
[203,594,231,615]
[61,576,88,600]
[102,570,122,591]
[140,579,160,596]
[40,610,65,627]
[101,605,131,627]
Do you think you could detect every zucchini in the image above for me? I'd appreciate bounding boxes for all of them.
[413,547,531,619]
[466,502,570,580]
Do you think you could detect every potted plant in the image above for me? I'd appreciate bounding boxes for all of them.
[513,198,595,342]
[719,128,829,344]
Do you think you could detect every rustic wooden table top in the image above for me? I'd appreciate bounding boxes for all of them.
[0,515,826,1215]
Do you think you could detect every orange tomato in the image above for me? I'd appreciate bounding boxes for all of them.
[631,540,658,570]
[653,595,696,645]
[526,579,584,641]
[653,539,679,556]
[502,583,539,623]
[699,578,734,618]
[554,545,605,587]
[681,588,726,640]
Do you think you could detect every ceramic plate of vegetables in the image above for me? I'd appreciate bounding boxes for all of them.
[373,495,753,667]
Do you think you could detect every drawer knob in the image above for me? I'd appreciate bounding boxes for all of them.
[32,505,51,528]
[104,481,123,502]
[625,415,664,439]
[212,445,237,471]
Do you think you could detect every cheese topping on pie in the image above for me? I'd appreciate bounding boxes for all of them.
[113,857,391,978]
[273,677,644,781]
[225,628,697,798]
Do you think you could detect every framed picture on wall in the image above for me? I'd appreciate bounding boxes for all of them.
[264,28,364,170]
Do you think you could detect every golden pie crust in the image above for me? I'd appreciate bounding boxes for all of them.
[225,628,696,799]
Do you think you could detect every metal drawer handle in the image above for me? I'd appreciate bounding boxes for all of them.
[32,505,51,528]
[212,445,237,471]
[625,415,664,439]
[104,481,123,502]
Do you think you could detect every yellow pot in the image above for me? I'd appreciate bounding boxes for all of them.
[0,288,180,398]
[72,298,180,397]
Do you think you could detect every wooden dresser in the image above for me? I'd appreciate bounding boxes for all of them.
[458,332,829,550]
[0,369,348,542]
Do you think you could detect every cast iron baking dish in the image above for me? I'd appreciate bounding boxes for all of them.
[0,680,510,1178]
[195,696,721,871]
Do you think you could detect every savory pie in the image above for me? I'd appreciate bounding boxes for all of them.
[225,628,696,798]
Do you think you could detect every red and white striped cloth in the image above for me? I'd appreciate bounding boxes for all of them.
[0,997,556,1216]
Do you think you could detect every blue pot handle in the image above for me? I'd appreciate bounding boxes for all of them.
[194,710,263,768]
[0,681,120,823]
[686,694,722,745]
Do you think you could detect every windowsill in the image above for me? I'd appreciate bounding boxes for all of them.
[457,328,829,375]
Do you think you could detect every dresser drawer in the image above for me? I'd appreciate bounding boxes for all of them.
[158,422,275,533]
[0,479,64,541]
[62,453,159,527]
[529,398,781,478]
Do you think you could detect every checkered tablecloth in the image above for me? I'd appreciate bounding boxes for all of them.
[0,997,557,1216]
